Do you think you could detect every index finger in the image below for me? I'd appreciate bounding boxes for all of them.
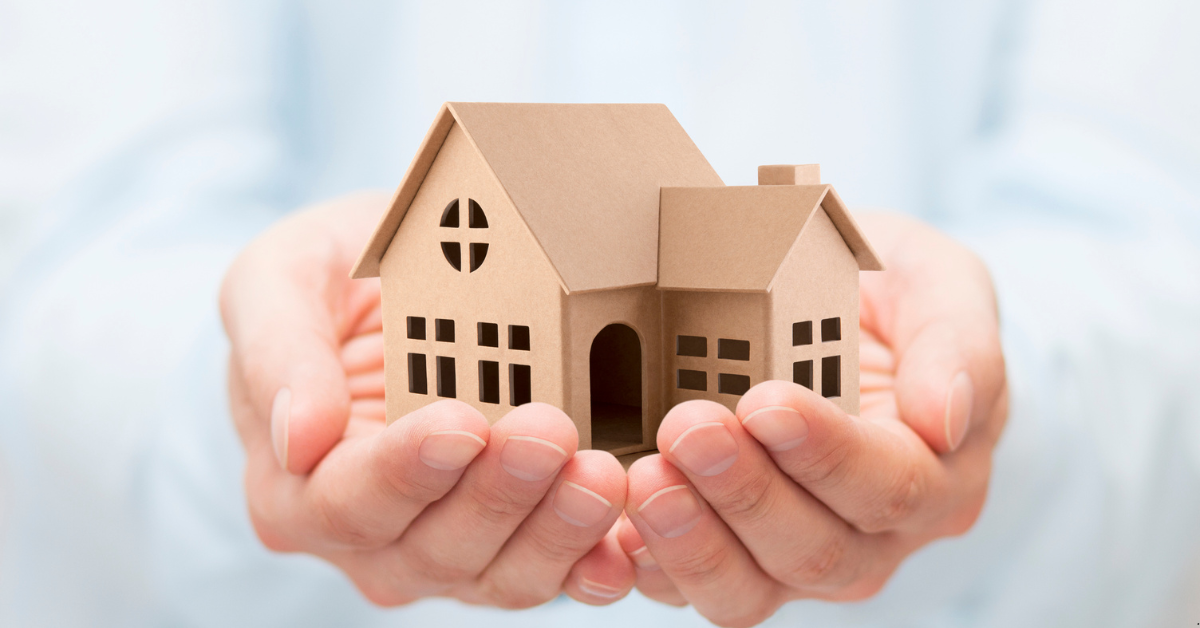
[219,192,388,473]
[859,214,1006,452]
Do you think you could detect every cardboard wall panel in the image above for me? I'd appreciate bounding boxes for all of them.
[661,290,769,414]
[379,122,566,427]
[563,285,663,454]
[767,205,861,415]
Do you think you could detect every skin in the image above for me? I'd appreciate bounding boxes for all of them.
[220,192,1007,620]
[220,191,634,608]
[621,213,1009,627]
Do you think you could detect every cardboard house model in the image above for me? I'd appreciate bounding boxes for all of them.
[351,103,882,456]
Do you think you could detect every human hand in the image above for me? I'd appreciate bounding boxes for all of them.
[620,212,1009,626]
[220,192,633,608]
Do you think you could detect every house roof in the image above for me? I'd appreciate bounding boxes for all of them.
[351,102,724,292]
[658,184,884,292]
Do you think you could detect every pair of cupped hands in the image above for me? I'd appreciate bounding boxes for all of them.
[220,192,1007,628]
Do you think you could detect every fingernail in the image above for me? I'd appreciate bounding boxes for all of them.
[628,546,660,571]
[271,388,291,471]
[500,435,567,481]
[667,421,738,476]
[553,481,613,527]
[945,371,974,451]
[419,430,487,471]
[578,578,624,599]
[741,405,809,452]
[638,485,702,538]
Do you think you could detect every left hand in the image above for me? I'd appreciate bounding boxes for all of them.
[619,212,1009,626]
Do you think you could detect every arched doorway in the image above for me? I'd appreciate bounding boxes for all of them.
[589,324,643,451]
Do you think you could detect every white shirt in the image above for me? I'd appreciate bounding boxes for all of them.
[1,1,1198,626]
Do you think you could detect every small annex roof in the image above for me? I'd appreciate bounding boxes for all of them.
[352,102,724,292]
[658,184,883,292]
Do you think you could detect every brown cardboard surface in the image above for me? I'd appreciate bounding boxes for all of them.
[767,205,861,415]
[355,102,724,292]
[811,186,885,273]
[355,105,882,452]
[352,104,455,279]
[378,122,566,426]
[659,185,828,292]
[662,290,769,414]
[564,285,663,454]
[759,164,821,185]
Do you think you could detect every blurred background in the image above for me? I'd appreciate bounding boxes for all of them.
[1,1,1198,626]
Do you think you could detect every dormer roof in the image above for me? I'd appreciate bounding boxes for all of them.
[658,184,883,292]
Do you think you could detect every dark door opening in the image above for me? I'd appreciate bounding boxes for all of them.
[590,324,643,452]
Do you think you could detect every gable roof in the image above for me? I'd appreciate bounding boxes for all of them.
[351,102,723,292]
[658,184,883,292]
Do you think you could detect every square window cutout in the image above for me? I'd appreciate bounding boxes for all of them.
[436,319,455,342]
[509,325,530,351]
[821,317,841,342]
[478,322,499,347]
[407,316,426,340]
[676,335,707,357]
[792,321,812,346]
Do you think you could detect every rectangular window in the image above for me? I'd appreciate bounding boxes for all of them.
[718,373,751,396]
[676,335,707,357]
[436,356,456,398]
[821,317,841,342]
[822,355,841,398]
[792,321,812,346]
[477,322,499,347]
[478,360,500,404]
[510,364,532,405]
[793,360,814,390]
[407,316,426,340]
[677,369,707,391]
[408,353,428,394]
[509,325,531,351]
[435,318,455,342]
[717,339,750,361]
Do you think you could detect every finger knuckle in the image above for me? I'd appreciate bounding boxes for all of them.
[401,545,476,586]
[794,438,854,488]
[313,491,379,549]
[780,533,849,587]
[669,543,733,588]
[527,520,587,564]
[712,469,777,525]
[858,461,925,533]
[379,463,449,506]
[465,481,534,524]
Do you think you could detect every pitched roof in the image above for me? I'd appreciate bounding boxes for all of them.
[351,102,723,292]
[658,184,883,292]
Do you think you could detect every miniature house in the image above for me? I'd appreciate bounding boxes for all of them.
[351,103,882,456]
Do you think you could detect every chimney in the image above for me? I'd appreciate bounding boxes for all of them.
[758,164,821,185]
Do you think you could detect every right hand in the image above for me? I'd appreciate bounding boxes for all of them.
[219,192,634,607]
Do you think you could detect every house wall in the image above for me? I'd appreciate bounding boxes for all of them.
[661,290,768,415]
[767,205,861,415]
[563,285,663,452]
[378,122,566,426]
